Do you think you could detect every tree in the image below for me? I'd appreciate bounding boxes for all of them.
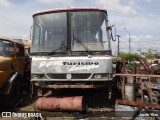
[118,53,139,71]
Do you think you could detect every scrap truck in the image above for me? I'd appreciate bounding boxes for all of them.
[0,38,31,108]
[30,8,116,111]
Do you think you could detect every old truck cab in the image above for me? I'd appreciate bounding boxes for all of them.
[0,38,31,108]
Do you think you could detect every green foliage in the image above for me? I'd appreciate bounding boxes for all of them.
[144,54,155,60]
[118,53,139,71]
[118,53,139,62]
[141,49,159,59]
[125,63,134,70]
[156,54,160,59]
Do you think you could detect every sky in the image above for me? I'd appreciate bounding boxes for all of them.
[0,0,160,54]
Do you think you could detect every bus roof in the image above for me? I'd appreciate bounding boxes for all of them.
[33,7,107,16]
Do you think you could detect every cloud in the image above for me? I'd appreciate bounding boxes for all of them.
[95,0,137,16]
[146,0,153,2]
[0,1,33,40]
[129,35,160,52]
[120,35,154,42]
[112,34,160,54]
[37,0,58,3]
[0,0,159,53]
[37,0,73,5]
[4,21,14,26]
[0,0,12,7]
[122,14,160,37]
[22,34,30,39]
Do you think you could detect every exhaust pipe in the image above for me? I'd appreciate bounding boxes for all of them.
[35,96,86,112]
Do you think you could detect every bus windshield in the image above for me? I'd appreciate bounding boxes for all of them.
[31,12,67,53]
[31,9,110,55]
[71,11,109,52]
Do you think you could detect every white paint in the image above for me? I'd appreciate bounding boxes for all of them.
[39,61,63,67]
[68,65,99,71]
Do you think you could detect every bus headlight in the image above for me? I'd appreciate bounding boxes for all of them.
[94,74,102,79]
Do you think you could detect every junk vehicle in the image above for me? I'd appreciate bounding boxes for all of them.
[0,38,31,108]
[30,8,116,111]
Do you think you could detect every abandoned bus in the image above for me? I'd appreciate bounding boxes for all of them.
[30,8,113,97]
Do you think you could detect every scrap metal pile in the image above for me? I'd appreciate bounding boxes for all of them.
[114,57,160,119]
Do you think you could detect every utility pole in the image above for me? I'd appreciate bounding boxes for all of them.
[116,35,121,56]
[124,28,131,53]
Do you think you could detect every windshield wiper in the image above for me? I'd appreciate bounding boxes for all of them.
[73,35,93,55]
[47,41,67,55]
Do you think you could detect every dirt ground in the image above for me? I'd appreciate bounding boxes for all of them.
[0,89,128,120]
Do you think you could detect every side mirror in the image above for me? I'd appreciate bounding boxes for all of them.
[107,25,116,41]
